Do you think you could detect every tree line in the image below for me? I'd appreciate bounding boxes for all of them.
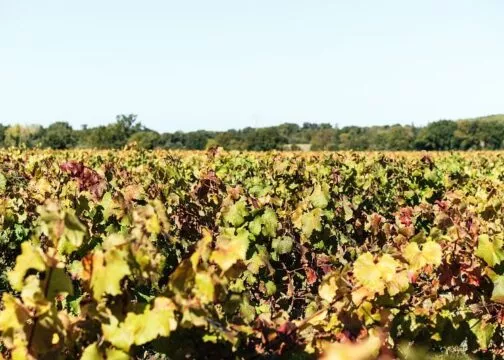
[1,114,504,151]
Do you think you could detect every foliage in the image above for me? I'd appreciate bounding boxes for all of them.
[4,114,504,151]
[41,122,77,149]
[0,149,504,359]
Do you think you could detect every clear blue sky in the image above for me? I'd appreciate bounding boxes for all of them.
[1,0,503,132]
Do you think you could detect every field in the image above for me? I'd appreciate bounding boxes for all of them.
[0,149,503,359]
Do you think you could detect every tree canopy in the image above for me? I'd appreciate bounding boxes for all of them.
[3,114,504,151]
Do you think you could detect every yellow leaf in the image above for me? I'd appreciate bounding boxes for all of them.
[210,228,249,272]
[20,275,50,315]
[8,242,46,291]
[91,249,131,301]
[376,254,398,282]
[105,348,130,360]
[190,228,213,271]
[0,293,30,333]
[354,252,383,293]
[404,241,442,272]
[422,241,442,266]
[318,272,339,303]
[386,270,410,296]
[103,297,177,351]
[402,242,421,264]
[80,342,104,360]
[195,272,215,303]
[320,328,382,360]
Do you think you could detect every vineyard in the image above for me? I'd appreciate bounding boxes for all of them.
[1,149,504,359]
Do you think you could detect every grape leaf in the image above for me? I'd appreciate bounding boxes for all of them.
[8,242,46,291]
[91,249,131,301]
[309,184,329,209]
[195,272,215,303]
[0,293,30,333]
[223,199,249,227]
[354,252,384,293]
[319,272,339,302]
[261,208,278,237]
[272,236,293,255]
[491,275,504,304]
[103,297,177,351]
[210,228,249,272]
[476,234,504,267]
[59,212,87,254]
[468,319,496,350]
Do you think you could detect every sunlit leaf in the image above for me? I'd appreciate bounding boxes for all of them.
[91,249,131,300]
[8,242,46,291]
[210,228,249,272]
[223,199,249,227]
[476,234,504,267]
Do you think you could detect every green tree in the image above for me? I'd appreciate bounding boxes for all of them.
[4,125,42,147]
[414,120,457,150]
[42,122,77,149]
[128,131,161,149]
[310,128,337,150]
[81,114,143,148]
[245,127,288,151]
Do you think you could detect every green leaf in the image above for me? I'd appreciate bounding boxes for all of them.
[239,299,256,324]
[46,268,74,300]
[223,199,249,227]
[261,208,278,237]
[58,212,87,255]
[91,249,131,301]
[272,236,293,254]
[103,297,177,351]
[0,173,6,194]
[80,342,103,360]
[476,234,504,267]
[248,217,262,236]
[100,192,122,221]
[0,293,30,333]
[265,281,277,296]
[468,319,496,350]
[309,184,329,209]
[195,272,215,303]
[210,228,249,272]
[300,208,323,240]
[8,242,46,291]
[343,201,353,222]
[247,245,269,274]
[319,272,339,303]
[491,275,504,304]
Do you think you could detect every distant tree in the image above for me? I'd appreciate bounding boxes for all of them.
[245,127,288,151]
[414,120,457,150]
[310,128,337,150]
[205,138,219,150]
[42,122,77,149]
[0,124,5,146]
[127,131,161,149]
[4,125,42,147]
[83,114,143,148]
[338,127,369,150]
[184,131,214,150]
[214,130,246,150]
[277,123,300,140]
[384,125,415,150]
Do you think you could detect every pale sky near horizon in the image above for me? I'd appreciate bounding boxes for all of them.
[1,0,503,132]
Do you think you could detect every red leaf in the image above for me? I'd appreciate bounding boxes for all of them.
[305,267,317,285]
